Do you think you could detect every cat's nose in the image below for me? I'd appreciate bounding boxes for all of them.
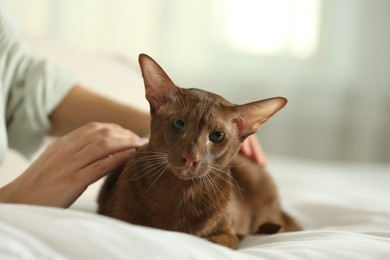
[182,154,199,168]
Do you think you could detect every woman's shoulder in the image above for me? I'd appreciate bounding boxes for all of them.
[0,1,19,52]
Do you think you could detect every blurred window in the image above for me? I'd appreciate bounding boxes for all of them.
[226,0,322,58]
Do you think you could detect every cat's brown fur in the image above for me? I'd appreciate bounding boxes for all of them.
[98,54,301,249]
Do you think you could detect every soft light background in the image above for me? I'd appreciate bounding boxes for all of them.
[4,0,390,163]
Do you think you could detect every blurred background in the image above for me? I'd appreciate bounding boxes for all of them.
[5,0,390,163]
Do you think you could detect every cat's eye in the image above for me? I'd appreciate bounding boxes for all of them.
[172,119,185,131]
[209,131,225,143]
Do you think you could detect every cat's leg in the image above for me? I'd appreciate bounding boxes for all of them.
[204,216,240,249]
[257,222,282,234]
[206,232,240,249]
[231,154,301,234]
[281,211,302,232]
[257,211,301,233]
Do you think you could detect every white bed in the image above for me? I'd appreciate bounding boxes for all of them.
[1,156,390,259]
[1,36,390,259]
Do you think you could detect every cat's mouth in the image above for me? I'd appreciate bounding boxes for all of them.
[172,167,208,181]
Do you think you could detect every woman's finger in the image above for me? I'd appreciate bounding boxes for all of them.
[70,136,148,172]
[75,148,137,185]
[248,136,267,166]
[240,135,267,167]
[58,122,140,152]
[45,122,148,173]
[240,140,251,158]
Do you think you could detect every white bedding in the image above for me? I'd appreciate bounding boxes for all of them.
[1,156,390,260]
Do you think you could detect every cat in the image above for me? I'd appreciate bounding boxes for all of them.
[97,54,301,249]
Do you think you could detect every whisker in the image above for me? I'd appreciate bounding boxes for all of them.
[120,163,160,182]
[123,155,167,168]
[121,153,168,173]
[142,165,169,195]
[134,151,168,155]
[228,158,252,168]
[112,153,168,186]
[126,164,166,184]
[177,90,191,114]
[208,171,230,206]
[201,173,222,212]
[209,166,244,202]
[175,91,187,114]
[209,167,235,186]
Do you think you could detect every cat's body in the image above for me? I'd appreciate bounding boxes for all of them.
[98,54,300,249]
[98,146,238,247]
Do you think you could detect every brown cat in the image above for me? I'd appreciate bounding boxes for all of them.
[98,54,301,249]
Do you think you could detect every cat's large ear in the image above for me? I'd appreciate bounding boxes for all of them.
[138,53,177,112]
[233,97,287,140]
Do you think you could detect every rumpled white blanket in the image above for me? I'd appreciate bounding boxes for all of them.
[1,156,389,260]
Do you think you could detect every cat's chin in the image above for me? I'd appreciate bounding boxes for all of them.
[173,169,206,181]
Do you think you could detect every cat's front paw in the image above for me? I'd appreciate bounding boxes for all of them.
[206,233,239,249]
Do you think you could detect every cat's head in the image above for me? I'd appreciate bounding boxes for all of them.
[138,54,286,181]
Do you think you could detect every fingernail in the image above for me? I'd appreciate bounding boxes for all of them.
[138,138,149,146]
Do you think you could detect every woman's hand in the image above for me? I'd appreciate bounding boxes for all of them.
[0,122,148,208]
[240,135,267,167]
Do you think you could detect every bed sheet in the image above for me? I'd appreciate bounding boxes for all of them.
[1,156,389,259]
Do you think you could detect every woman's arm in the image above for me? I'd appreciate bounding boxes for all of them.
[48,84,151,137]
[1,83,152,207]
